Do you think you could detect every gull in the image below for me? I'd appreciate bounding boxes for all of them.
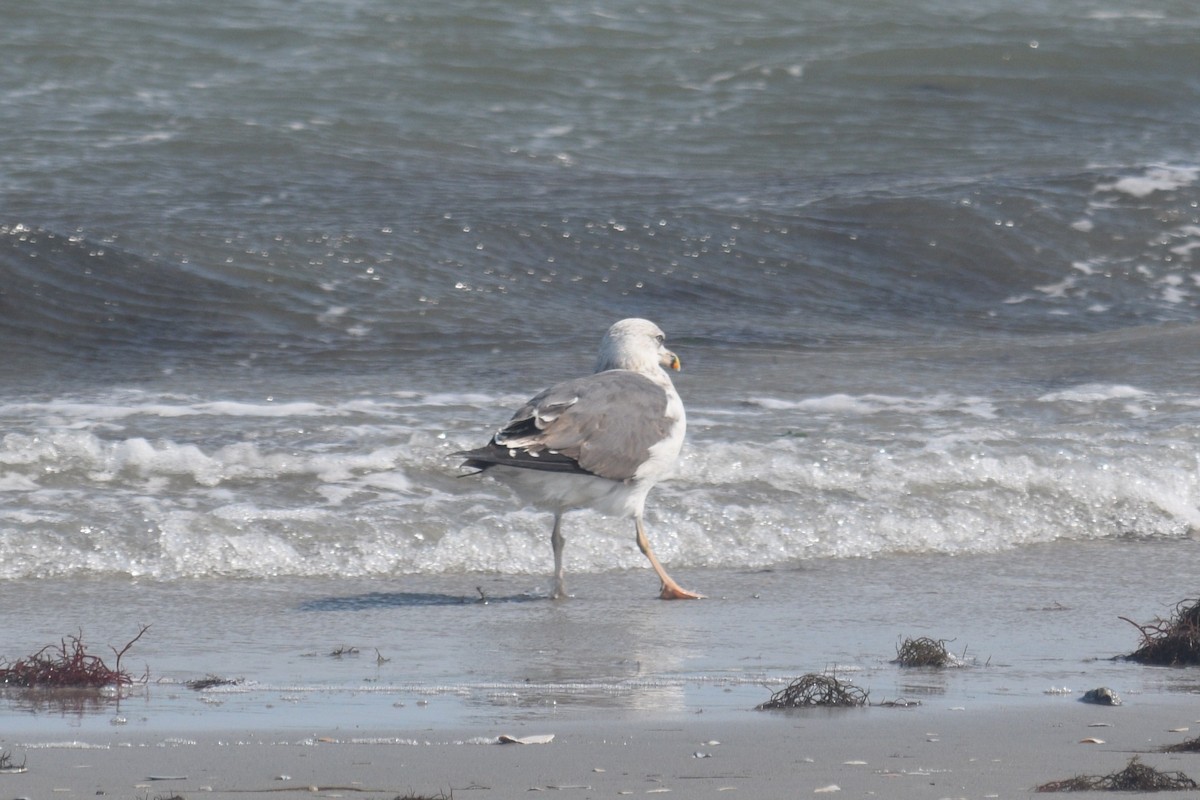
[457,318,702,600]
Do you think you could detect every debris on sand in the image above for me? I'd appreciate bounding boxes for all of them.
[892,636,960,668]
[185,675,242,691]
[757,673,868,709]
[875,697,922,708]
[1120,598,1200,666]
[1080,687,1122,706]
[1162,736,1200,753]
[0,626,149,688]
[0,750,28,774]
[1036,756,1198,792]
[498,733,554,744]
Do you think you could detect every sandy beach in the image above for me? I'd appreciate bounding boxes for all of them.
[4,700,1200,799]
[3,541,1198,799]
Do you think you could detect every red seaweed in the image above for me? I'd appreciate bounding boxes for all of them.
[0,626,149,688]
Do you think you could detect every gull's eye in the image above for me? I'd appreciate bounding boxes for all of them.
[655,334,665,345]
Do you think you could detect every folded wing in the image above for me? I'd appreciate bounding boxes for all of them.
[458,370,672,481]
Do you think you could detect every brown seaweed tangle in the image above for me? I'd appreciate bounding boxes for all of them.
[757,672,869,709]
[1036,756,1198,792]
[1119,598,1200,666]
[1162,735,1200,753]
[0,749,28,773]
[893,636,957,667]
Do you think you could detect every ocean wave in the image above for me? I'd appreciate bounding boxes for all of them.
[0,379,1196,581]
[6,161,1199,380]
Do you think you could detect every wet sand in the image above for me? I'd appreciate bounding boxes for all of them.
[2,540,1198,798]
[4,700,1199,799]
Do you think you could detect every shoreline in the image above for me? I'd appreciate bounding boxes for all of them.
[2,542,1197,798]
[4,700,1199,799]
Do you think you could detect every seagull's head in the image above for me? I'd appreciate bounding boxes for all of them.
[596,318,681,375]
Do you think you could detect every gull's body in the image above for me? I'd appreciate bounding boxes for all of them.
[457,318,701,600]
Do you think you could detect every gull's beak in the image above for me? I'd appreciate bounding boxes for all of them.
[663,351,681,371]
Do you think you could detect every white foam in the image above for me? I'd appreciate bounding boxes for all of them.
[1037,384,1149,404]
[0,430,407,488]
[2,377,1199,581]
[0,391,514,429]
[745,393,996,419]
[0,471,40,491]
[1034,276,1076,298]
[1170,225,1200,258]
[1160,275,1189,304]
[0,398,340,422]
[1085,10,1166,20]
[1096,165,1199,198]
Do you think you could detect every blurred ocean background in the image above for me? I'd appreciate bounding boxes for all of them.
[1,0,1198,729]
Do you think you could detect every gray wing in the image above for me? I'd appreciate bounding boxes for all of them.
[459,370,672,481]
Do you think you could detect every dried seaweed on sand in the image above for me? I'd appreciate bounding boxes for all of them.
[1162,736,1200,753]
[1036,757,1198,792]
[757,673,868,709]
[1120,598,1200,666]
[185,675,242,691]
[892,636,960,667]
[0,750,28,774]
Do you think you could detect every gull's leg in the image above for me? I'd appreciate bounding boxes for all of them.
[634,514,703,600]
[551,511,567,599]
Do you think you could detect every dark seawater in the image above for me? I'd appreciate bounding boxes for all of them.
[1,0,1198,585]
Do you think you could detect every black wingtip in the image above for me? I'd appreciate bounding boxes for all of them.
[453,442,593,475]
